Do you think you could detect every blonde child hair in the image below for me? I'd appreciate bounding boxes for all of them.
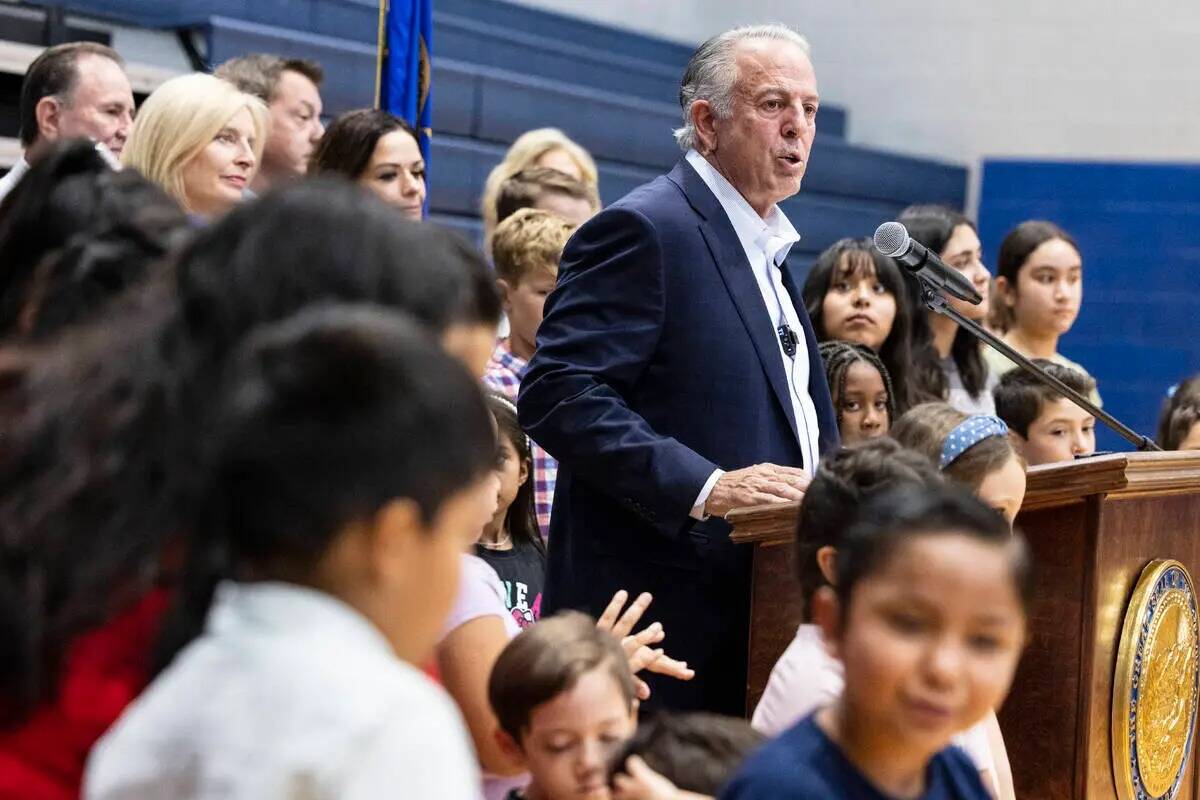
[491,208,575,285]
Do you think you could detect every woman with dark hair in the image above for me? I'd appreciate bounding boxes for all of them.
[309,108,425,220]
[985,220,1100,404]
[0,139,189,341]
[900,204,999,415]
[0,180,480,798]
[802,237,918,412]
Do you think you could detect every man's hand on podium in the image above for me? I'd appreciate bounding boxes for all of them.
[704,463,810,518]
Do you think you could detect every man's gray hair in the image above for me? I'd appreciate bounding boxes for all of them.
[214,54,324,103]
[673,24,811,152]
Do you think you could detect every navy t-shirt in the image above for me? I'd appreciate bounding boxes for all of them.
[721,714,991,800]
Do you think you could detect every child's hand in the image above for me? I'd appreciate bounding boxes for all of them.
[612,756,712,800]
[597,590,696,700]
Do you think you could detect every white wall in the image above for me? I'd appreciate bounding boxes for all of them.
[511,0,1200,170]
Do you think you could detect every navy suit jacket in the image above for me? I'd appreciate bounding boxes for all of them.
[518,159,838,713]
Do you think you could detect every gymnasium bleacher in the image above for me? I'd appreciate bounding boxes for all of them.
[1,0,967,268]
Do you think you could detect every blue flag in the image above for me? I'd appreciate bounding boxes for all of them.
[378,0,433,163]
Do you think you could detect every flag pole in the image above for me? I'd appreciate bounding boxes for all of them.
[374,0,388,109]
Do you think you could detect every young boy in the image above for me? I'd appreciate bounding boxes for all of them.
[993,359,1097,465]
[484,208,575,535]
[608,712,764,798]
[489,611,639,800]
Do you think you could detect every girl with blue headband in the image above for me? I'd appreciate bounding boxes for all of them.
[891,402,1027,526]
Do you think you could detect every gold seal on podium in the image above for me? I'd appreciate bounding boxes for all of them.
[1112,560,1200,800]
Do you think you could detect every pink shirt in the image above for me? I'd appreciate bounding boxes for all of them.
[751,624,997,782]
[442,555,524,800]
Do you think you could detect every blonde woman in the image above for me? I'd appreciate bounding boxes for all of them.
[122,73,267,219]
[480,128,598,248]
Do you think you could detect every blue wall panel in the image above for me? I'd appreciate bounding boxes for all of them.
[978,160,1200,451]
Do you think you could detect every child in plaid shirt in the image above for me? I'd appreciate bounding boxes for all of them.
[484,208,576,537]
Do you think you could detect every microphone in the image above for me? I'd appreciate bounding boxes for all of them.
[873,221,983,305]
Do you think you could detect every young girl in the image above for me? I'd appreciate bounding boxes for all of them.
[986,220,1101,405]
[724,485,1029,799]
[818,341,896,445]
[891,402,1027,525]
[901,205,998,415]
[1157,375,1200,450]
[85,306,498,799]
[804,237,917,413]
[477,393,548,629]
[751,439,1010,799]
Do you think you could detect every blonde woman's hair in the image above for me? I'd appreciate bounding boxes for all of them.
[480,128,598,249]
[122,73,268,212]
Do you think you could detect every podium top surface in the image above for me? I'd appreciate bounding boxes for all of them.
[727,450,1200,545]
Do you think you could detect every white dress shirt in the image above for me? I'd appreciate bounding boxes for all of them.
[0,157,30,204]
[85,581,481,800]
[685,149,823,518]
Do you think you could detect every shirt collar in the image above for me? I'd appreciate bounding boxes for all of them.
[685,149,800,267]
[493,338,528,376]
[207,580,397,659]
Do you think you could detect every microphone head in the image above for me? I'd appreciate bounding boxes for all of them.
[873,221,909,258]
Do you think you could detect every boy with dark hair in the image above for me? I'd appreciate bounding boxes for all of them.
[608,712,764,797]
[489,611,638,800]
[993,360,1096,465]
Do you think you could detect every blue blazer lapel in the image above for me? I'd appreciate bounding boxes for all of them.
[669,160,801,445]
[780,260,841,456]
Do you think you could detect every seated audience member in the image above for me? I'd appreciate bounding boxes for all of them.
[901,205,998,415]
[892,402,1027,525]
[723,486,1029,800]
[0,183,481,800]
[993,361,1097,465]
[1157,376,1200,450]
[309,109,426,220]
[85,306,496,799]
[121,74,267,220]
[0,139,188,341]
[214,54,324,194]
[489,612,639,800]
[608,712,764,799]
[986,221,1101,405]
[0,42,134,202]
[481,128,599,249]
[484,209,575,535]
[478,393,547,628]
[751,440,1010,799]
[496,167,600,228]
[803,237,918,412]
[817,341,895,445]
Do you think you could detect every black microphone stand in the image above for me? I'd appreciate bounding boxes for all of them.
[918,281,1161,452]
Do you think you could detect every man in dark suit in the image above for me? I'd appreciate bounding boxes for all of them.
[518,24,839,714]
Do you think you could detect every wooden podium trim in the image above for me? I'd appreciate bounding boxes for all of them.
[725,451,1200,542]
[1023,451,1200,510]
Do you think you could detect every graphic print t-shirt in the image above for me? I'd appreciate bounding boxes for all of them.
[474,538,545,630]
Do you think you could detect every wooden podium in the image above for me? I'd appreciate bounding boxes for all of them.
[728,451,1200,800]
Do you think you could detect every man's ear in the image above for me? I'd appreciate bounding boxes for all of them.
[812,585,843,660]
[34,95,64,141]
[496,278,513,313]
[816,545,838,586]
[494,727,528,770]
[689,99,719,154]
